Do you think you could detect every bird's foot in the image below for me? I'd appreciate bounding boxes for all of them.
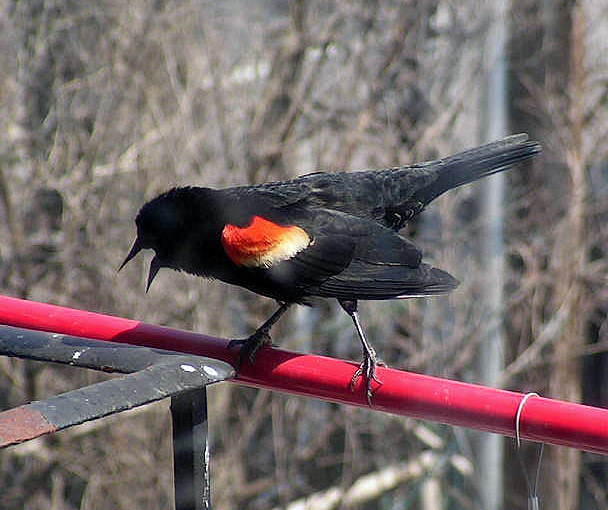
[228,328,272,368]
[350,352,386,405]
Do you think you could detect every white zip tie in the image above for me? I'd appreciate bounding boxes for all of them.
[515,392,539,448]
[515,392,543,510]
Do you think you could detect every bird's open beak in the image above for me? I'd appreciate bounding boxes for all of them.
[119,237,162,292]
[119,237,143,271]
[146,256,162,293]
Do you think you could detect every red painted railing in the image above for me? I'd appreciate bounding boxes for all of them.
[0,294,606,454]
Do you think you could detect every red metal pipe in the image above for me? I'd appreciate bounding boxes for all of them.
[0,294,606,454]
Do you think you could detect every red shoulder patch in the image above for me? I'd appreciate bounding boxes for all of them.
[221,216,310,268]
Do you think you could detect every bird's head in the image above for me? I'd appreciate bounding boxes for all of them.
[119,187,206,291]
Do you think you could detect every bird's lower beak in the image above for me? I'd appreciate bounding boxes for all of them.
[146,255,162,293]
[119,238,143,271]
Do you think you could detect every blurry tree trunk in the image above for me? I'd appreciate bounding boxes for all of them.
[476,2,509,510]
[548,3,587,510]
[271,450,470,510]
[4,0,54,298]
[421,476,442,510]
[245,1,308,182]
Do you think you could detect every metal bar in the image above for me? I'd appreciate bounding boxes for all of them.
[0,357,232,448]
[0,324,186,374]
[171,389,210,510]
[0,327,234,448]
[0,294,607,455]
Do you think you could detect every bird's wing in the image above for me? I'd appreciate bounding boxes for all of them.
[310,214,458,300]
[220,207,456,300]
[219,210,357,297]
[315,259,458,300]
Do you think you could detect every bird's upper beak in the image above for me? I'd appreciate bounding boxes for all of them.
[119,237,143,271]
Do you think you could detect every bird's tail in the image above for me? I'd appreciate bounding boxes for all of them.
[411,134,541,206]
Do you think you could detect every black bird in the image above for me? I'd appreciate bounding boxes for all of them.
[120,134,541,403]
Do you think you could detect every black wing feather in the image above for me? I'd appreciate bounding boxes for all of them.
[265,210,457,300]
[266,234,355,289]
[317,261,458,300]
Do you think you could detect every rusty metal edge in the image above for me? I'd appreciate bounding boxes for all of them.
[0,406,57,447]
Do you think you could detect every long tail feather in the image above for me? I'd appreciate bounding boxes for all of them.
[411,134,541,205]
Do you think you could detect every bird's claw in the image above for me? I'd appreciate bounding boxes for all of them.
[350,355,385,405]
[228,329,272,368]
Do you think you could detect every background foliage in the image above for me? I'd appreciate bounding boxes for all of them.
[0,1,607,509]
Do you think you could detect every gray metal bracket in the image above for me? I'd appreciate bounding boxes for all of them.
[0,325,234,510]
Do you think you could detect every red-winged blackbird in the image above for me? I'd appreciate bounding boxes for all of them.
[120,134,541,403]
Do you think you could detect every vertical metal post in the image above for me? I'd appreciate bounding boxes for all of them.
[478,2,510,509]
[171,389,211,510]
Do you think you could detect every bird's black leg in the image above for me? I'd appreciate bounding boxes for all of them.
[228,302,292,366]
[339,300,384,405]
